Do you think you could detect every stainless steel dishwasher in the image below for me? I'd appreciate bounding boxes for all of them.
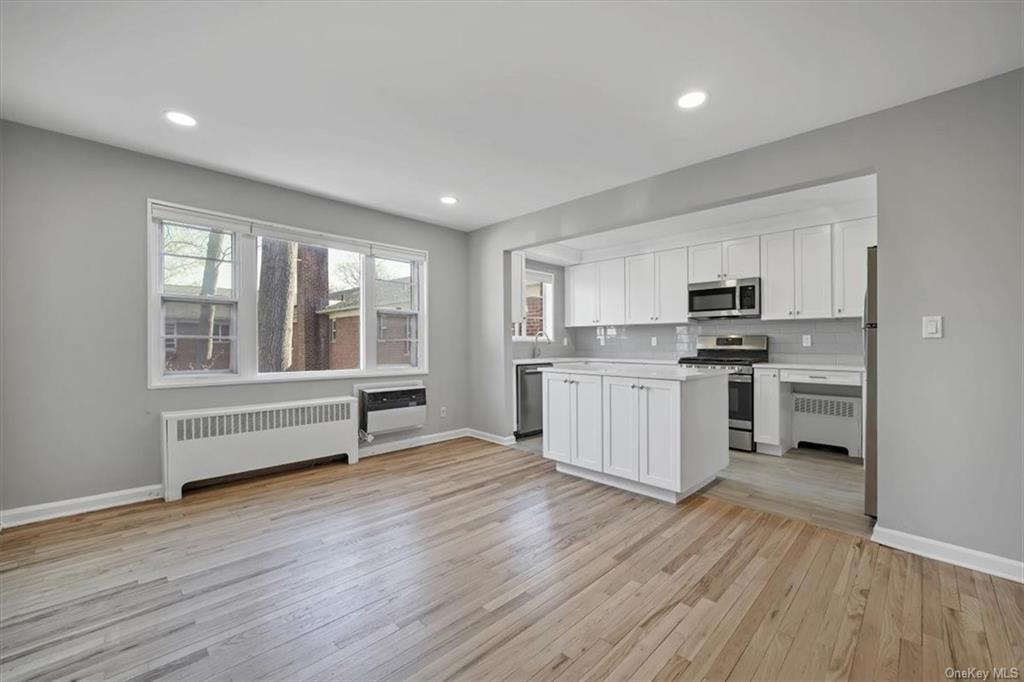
[515,363,552,438]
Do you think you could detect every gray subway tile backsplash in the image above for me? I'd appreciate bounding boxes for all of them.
[571,318,864,366]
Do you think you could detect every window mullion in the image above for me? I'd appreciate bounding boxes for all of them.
[236,232,258,379]
[363,255,377,370]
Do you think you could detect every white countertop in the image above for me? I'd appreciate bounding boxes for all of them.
[513,357,678,367]
[754,362,865,372]
[540,362,728,381]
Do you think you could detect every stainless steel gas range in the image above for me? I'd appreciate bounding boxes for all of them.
[678,335,769,452]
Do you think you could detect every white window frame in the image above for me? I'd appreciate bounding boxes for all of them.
[147,199,429,389]
[513,268,555,342]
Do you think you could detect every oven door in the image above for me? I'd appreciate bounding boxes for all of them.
[728,375,753,430]
[688,281,738,319]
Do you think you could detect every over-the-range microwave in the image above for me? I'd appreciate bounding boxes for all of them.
[688,278,761,320]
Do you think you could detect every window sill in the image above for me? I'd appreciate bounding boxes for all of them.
[149,367,428,390]
[512,337,554,343]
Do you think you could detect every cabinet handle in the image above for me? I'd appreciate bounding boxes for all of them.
[838,307,843,313]
[562,378,569,384]
[630,384,637,389]
[809,375,827,380]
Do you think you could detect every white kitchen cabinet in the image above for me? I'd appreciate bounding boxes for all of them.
[753,368,780,446]
[625,253,655,324]
[543,371,602,471]
[509,251,526,336]
[597,259,625,325]
[637,379,681,490]
[794,225,832,319]
[655,248,689,322]
[571,374,604,472]
[760,230,796,320]
[566,262,598,326]
[542,372,573,463]
[722,236,760,279]
[625,248,689,324]
[688,242,723,283]
[602,376,639,480]
[832,217,877,318]
[565,258,624,326]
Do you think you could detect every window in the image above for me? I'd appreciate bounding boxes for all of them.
[514,269,554,341]
[149,202,427,387]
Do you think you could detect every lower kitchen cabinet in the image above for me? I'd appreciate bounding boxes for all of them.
[602,376,639,480]
[602,376,681,487]
[753,368,781,447]
[543,371,603,471]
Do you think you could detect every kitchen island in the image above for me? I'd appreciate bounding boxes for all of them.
[540,363,729,503]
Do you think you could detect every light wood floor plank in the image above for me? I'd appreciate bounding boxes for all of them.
[1,437,1020,681]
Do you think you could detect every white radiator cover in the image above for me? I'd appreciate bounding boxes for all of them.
[791,393,863,456]
[162,396,359,501]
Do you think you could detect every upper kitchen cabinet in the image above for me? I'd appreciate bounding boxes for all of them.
[566,258,624,326]
[687,236,759,283]
[832,217,877,318]
[760,230,796,320]
[722,236,760,280]
[626,248,689,324]
[794,224,833,319]
[688,242,723,283]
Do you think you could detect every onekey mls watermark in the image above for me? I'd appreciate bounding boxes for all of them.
[946,668,1021,680]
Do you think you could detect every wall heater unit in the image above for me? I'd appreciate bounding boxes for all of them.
[792,393,863,457]
[359,385,427,436]
[162,396,359,501]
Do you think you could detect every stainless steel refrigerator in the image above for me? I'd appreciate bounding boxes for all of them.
[864,246,878,517]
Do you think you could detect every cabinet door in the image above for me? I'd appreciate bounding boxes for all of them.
[794,225,833,319]
[602,376,639,481]
[637,379,680,490]
[722,236,760,279]
[571,374,603,472]
[509,251,526,335]
[543,372,573,463]
[753,369,780,445]
[567,262,598,326]
[832,218,876,318]
[760,231,795,320]
[625,253,656,325]
[597,259,625,325]
[688,242,723,283]
[655,248,689,323]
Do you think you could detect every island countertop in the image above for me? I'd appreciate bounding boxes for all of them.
[539,362,729,381]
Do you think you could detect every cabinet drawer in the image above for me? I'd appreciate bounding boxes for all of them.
[779,369,861,386]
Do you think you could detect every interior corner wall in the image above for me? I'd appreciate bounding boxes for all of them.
[0,121,471,510]
[468,69,1024,563]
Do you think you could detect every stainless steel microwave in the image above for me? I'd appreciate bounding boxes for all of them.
[688,278,761,320]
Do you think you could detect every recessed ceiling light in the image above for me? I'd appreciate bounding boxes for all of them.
[164,111,197,127]
[676,91,707,109]
[440,196,458,205]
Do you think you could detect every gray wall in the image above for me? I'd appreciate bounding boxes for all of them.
[469,70,1024,562]
[510,259,577,360]
[0,122,471,510]
[572,318,863,366]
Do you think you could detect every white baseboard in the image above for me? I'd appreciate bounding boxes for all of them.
[0,428,519,530]
[463,429,517,446]
[358,427,516,458]
[0,485,163,529]
[872,526,1024,583]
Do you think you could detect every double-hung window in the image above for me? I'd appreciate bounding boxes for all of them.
[149,201,427,387]
[513,269,554,341]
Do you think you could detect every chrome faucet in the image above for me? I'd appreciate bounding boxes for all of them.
[532,330,551,358]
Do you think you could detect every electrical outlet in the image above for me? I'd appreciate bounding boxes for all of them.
[562,337,568,346]
[599,336,605,347]
[922,315,943,339]
[440,406,447,418]
[802,334,812,347]
[650,336,658,347]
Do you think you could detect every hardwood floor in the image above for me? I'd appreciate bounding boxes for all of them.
[1,438,1021,681]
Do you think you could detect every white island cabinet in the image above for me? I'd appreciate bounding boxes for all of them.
[541,364,728,503]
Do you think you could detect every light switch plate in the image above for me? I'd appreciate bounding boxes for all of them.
[802,334,812,347]
[650,336,658,347]
[562,337,568,346]
[598,337,605,347]
[922,315,943,339]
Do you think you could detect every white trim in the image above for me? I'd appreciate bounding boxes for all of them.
[872,526,1024,583]
[0,485,163,529]
[464,429,517,446]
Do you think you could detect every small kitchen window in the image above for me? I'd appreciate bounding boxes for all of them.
[513,269,554,341]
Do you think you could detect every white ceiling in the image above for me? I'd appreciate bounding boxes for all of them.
[2,2,1021,231]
